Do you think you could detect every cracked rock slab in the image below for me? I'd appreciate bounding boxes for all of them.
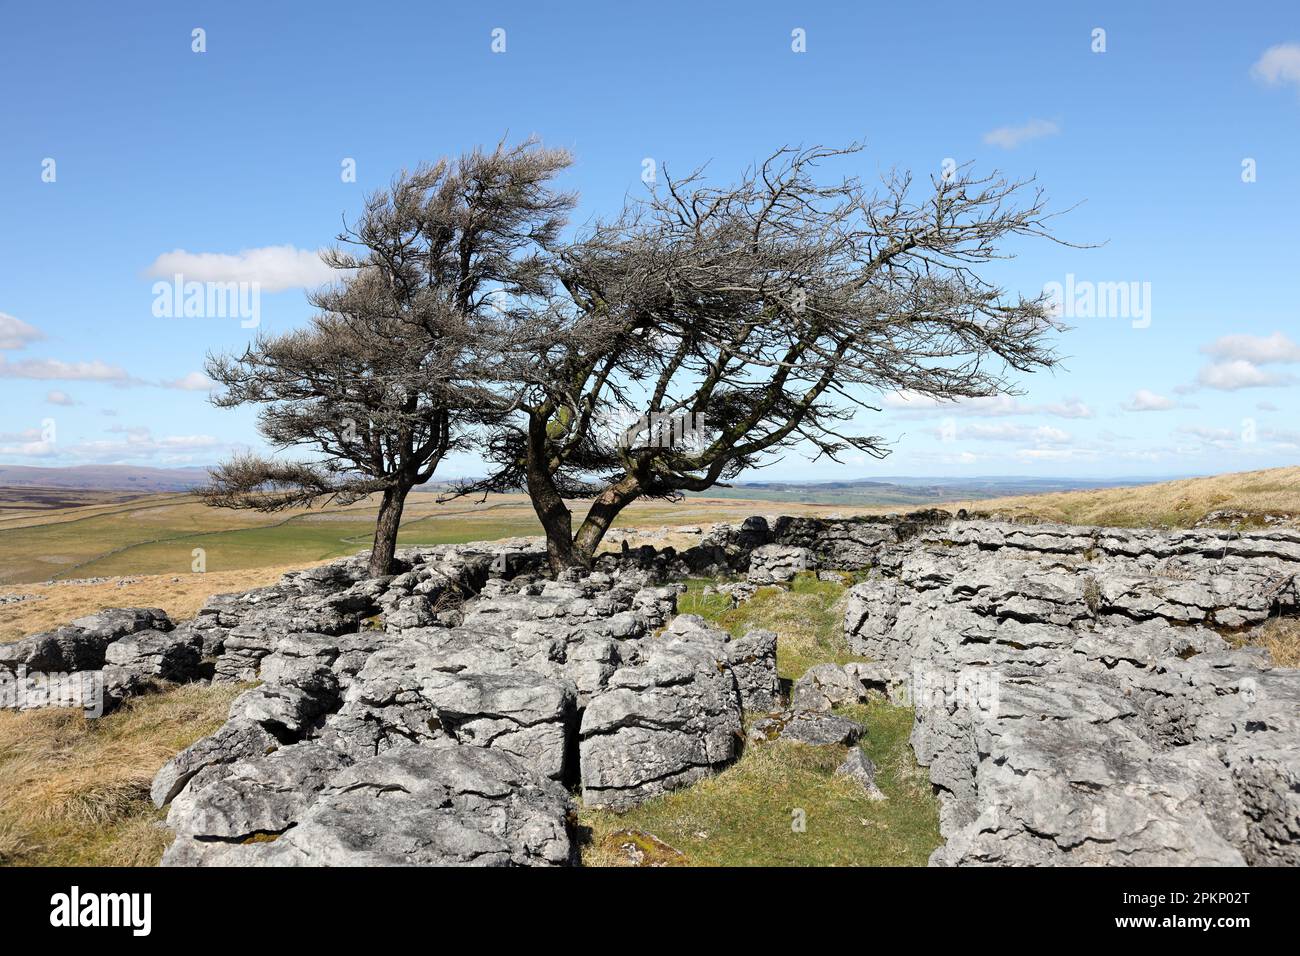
[164,743,573,867]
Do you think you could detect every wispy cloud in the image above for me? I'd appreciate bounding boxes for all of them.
[0,426,225,464]
[0,313,44,350]
[161,371,218,391]
[941,422,1073,444]
[145,244,334,292]
[1201,331,1300,364]
[885,391,1092,419]
[982,118,1060,149]
[1251,43,1300,91]
[45,390,76,406]
[1121,389,1176,411]
[0,356,133,382]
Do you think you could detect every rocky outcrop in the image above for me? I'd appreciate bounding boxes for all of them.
[579,616,746,809]
[0,607,171,675]
[843,520,1300,866]
[130,541,778,864]
[747,544,813,584]
[0,607,176,715]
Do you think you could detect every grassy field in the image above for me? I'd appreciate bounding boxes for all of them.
[0,490,864,587]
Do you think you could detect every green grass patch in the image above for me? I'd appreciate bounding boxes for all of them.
[578,699,941,866]
[580,571,941,866]
[677,571,862,680]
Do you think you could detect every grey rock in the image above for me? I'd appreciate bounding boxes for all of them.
[228,660,339,740]
[164,743,573,867]
[750,710,864,746]
[151,718,282,808]
[840,518,1300,866]
[580,640,742,809]
[791,663,865,712]
[747,544,813,585]
[836,748,886,800]
[103,628,202,681]
[0,607,171,673]
[726,629,781,712]
[162,741,351,864]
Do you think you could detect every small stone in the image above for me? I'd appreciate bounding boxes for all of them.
[836,748,886,801]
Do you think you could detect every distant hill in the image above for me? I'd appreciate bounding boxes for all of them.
[949,466,1300,529]
[0,464,211,493]
[0,466,1177,504]
[692,475,1165,507]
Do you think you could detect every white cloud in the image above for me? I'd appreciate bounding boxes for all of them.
[156,434,221,449]
[0,440,56,457]
[45,390,76,406]
[1122,389,1176,412]
[1201,331,1300,364]
[0,313,44,350]
[106,424,152,440]
[0,356,133,382]
[1195,359,1293,391]
[1042,397,1093,419]
[0,422,224,464]
[1251,43,1300,90]
[62,432,223,461]
[982,118,1060,149]
[1014,447,1098,462]
[146,245,334,292]
[885,391,1092,419]
[162,371,218,391]
[1177,425,1243,451]
[951,423,1072,444]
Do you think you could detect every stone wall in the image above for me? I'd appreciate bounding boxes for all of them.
[841,519,1300,866]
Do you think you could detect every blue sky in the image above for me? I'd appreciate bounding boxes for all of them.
[1,0,1298,481]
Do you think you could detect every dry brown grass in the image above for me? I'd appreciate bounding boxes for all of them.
[0,681,244,866]
[950,466,1300,530]
[1237,617,1300,668]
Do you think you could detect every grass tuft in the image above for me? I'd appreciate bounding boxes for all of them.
[0,681,245,866]
[679,572,860,680]
[1233,615,1300,668]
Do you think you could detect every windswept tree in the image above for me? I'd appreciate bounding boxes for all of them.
[202,140,574,575]
[471,145,1073,571]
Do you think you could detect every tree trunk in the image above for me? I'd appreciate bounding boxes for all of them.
[525,414,577,574]
[368,484,410,577]
[572,475,642,566]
